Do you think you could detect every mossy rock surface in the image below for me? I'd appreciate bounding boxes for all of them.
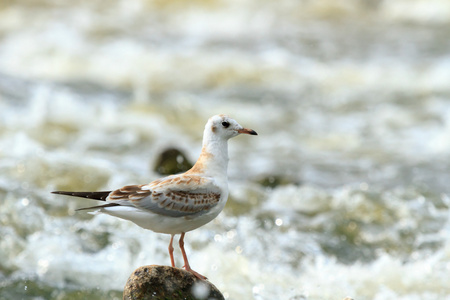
[257,175,299,188]
[123,265,224,300]
[153,148,193,175]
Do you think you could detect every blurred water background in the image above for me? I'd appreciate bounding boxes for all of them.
[1,0,450,299]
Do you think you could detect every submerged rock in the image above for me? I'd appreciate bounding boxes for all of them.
[256,174,300,188]
[123,265,224,300]
[153,148,193,175]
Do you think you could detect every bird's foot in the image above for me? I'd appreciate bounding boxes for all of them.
[183,265,207,280]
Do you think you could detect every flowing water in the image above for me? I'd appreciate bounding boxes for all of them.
[1,0,450,299]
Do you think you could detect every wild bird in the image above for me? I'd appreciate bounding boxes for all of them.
[52,115,257,280]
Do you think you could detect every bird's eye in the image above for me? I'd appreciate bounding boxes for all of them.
[221,121,230,128]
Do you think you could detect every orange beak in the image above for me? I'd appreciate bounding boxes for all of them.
[238,128,258,135]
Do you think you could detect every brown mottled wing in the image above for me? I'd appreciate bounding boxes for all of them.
[108,185,152,202]
[106,176,222,217]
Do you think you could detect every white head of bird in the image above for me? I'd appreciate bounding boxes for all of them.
[192,114,257,177]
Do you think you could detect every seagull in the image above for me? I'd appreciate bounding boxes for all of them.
[52,114,257,280]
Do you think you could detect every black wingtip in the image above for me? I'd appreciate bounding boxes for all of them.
[52,191,73,196]
[51,190,111,201]
[75,203,120,211]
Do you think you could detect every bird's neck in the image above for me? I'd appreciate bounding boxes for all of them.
[188,133,229,177]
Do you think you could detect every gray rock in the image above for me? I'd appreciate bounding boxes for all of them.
[153,148,193,175]
[256,174,300,188]
[123,265,224,300]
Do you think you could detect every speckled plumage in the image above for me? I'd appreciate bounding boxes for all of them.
[52,114,257,279]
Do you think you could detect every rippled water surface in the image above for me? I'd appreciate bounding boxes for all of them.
[1,1,450,299]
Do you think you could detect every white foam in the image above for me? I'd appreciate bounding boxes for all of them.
[1,1,450,298]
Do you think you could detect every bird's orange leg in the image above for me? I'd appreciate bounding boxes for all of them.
[168,234,175,267]
[179,232,207,280]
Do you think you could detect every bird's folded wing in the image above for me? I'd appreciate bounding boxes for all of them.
[106,175,222,217]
